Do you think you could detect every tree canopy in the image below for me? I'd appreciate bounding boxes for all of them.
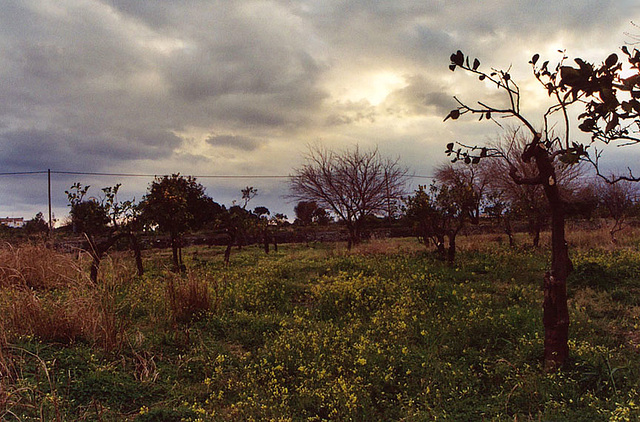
[290,145,408,248]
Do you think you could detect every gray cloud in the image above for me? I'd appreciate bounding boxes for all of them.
[0,0,638,221]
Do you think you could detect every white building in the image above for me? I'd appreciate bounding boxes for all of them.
[0,217,25,228]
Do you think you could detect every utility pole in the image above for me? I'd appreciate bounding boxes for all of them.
[48,169,53,237]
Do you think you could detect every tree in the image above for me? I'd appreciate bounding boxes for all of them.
[294,201,327,226]
[23,212,50,235]
[444,50,589,369]
[405,163,484,263]
[597,179,639,243]
[253,206,272,254]
[290,145,409,249]
[66,183,143,283]
[138,174,220,272]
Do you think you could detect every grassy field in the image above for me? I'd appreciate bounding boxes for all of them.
[0,230,639,421]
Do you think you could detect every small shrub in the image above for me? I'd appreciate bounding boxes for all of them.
[166,274,211,325]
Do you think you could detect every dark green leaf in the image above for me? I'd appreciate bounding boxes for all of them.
[605,115,619,133]
[444,109,461,121]
[446,142,454,151]
[605,53,618,68]
[450,50,464,66]
[479,74,485,81]
[622,46,629,55]
[449,64,456,71]
[531,53,540,65]
[473,58,480,70]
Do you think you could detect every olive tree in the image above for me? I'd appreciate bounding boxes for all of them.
[290,145,409,249]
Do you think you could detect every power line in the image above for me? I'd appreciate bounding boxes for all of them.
[51,171,292,179]
[0,171,48,176]
[0,169,436,179]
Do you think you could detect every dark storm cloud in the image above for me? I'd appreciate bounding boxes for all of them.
[0,130,75,172]
[206,134,261,151]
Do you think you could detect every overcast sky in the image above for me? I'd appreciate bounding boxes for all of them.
[1,0,639,223]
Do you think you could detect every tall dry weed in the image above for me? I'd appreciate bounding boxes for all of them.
[166,273,211,325]
[0,243,132,351]
[0,243,84,290]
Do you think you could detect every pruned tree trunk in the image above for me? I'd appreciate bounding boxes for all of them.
[532,228,541,248]
[504,217,515,247]
[263,229,270,254]
[224,232,233,265]
[543,202,571,369]
[516,141,572,370]
[434,234,446,260]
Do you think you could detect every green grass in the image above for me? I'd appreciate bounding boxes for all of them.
[1,238,639,421]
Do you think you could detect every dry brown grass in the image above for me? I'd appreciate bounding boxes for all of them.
[166,273,211,325]
[0,243,130,351]
[0,242,84,290]
[352,237,424,256]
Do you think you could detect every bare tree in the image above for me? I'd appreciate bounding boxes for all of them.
[290,145,409,249]
[482,129,586,247]
[598,180,640,243]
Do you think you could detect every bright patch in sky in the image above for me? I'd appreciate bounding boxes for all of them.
[336,71,408,106]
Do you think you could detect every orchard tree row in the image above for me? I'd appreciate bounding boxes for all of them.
[65,175,286,281]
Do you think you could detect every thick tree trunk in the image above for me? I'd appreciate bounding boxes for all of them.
[540,203,571,369]
[518,140,572,369]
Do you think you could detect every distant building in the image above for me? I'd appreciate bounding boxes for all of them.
[0,217,25,228]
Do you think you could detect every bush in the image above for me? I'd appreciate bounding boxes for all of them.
[166,274,211,325]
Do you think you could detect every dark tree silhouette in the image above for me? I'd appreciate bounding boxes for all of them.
[138,174,220,272]
[444,50,586,369]
[405,164,484,263]
[23,212,49,235]
[66,183,143,283]
[294,201,325,226]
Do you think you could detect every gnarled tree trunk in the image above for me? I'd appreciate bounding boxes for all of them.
[514,138,572,369]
